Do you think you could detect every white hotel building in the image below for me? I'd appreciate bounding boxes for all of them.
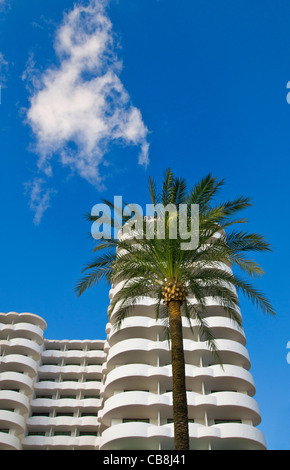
[0,279,267,450]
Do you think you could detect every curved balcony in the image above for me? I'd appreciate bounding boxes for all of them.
[30,397,102,412]
[109,284,242,325]
[102,363,256,398]
[0,321,45,344]
[109,264,236,302]
[0,371,34,394]
[109,299,242,325]
[187,364,256,395]
[0,390,30,413]
[0,311,47,331]
[105,338,169,369]
[44,339,105,352]
[0,431,22,450]
[0,354,39,376]
[26,415,99,430]
[100,390,261,428]
[196,339,250,369]
[100,421,170,450]
[199,422,267,450]
[0,410,25,433]
[109,297,158,321]
[100,421,266,451]
[0,337,42,359]
[34,380,102,395]
[101,391,170,426]
[38,364,103,376]
[108,315,245,346]
[109,301,242,326]
[189,391,261,425]
[22,434,99,450]
[105,338,250,370]
[41,349,105,362]
[103,364,171,397]
[189,317,245,344]
[108,317,164,345]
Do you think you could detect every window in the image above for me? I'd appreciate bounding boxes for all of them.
[167,419,194,424]
[59,395,76,399]
[35,395,53,399]
[122,419,149,423]
[44,346,62,352]
[214,419,242,424]
[38,378,57,382]
[42,361,61,366]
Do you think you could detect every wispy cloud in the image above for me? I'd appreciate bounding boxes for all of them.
[0,0,11,11]
[23,0,150,223]
[0,52,8,86]
[24,178,57,226]
[0,2,10,85]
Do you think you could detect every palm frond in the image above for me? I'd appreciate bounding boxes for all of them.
[161,168,175,205]
[148,176,160,205]
[188,173,225,210]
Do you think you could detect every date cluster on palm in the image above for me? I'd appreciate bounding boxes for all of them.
[162,280,187,305]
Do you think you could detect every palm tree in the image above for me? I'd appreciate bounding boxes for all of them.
[75,169,275,450]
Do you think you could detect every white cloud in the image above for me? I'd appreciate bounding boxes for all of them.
[23,0,150,222]
[0,52,8,86]
[0,0,11,10]
[0,2,11,85]
[24,178,57,226]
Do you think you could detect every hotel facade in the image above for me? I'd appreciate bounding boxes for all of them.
[0,276,267,450]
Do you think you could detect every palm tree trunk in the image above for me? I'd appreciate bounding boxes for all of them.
[168,300,189,450]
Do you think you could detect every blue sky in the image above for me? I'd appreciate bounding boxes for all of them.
[0,0,289,450]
